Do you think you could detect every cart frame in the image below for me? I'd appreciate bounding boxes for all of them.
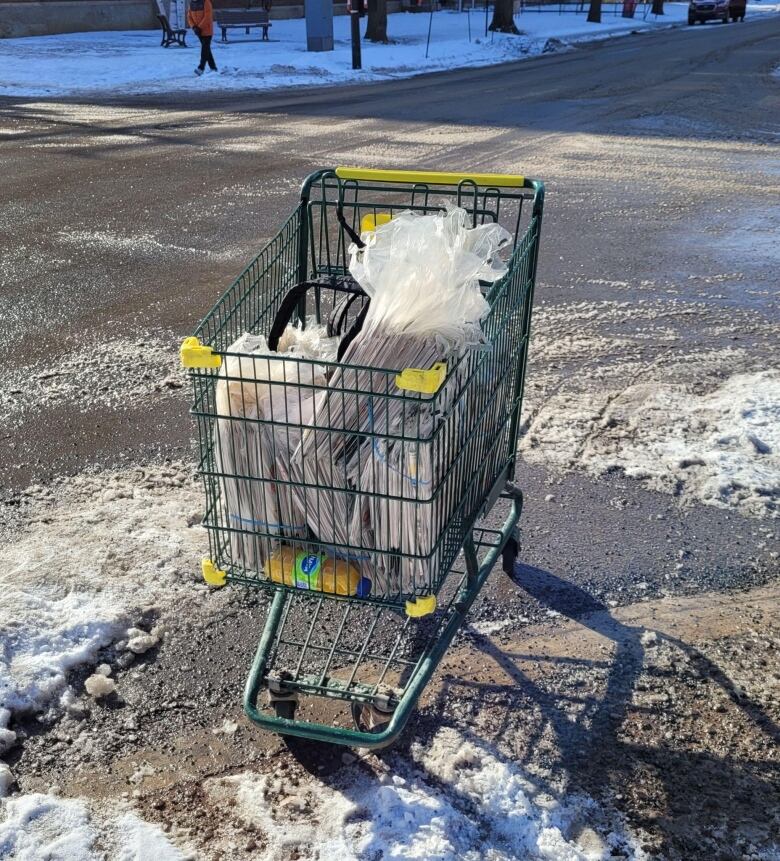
[184,168,544,748]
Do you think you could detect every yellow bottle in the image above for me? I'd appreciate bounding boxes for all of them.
[267,547,370,597]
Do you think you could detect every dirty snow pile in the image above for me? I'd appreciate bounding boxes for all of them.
[0,464,208,855]
[522,369,779,516]
[206,727,644,860]
[0,793,192,860]
[0,464,204,725]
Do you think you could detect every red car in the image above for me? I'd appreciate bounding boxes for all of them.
[688,0,746,23]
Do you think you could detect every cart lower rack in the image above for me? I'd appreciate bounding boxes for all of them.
[183,167,544,748]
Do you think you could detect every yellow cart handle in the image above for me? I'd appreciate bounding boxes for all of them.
[335,167,525,188]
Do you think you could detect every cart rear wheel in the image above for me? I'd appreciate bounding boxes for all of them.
[273,699,297,720]
[502,537,519,575]
[351,702,396,747]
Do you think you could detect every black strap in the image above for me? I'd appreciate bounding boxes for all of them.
[337,301,370,361]
[328,290,363,338]
[267,282,311,352]
[336,205,365,249]
[267,278,369,354]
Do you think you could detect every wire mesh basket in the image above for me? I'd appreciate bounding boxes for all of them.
[183,168,545,747]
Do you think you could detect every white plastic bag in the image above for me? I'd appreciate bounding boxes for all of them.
[348,204,510,352]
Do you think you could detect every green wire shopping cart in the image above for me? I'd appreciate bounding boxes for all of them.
[182,167,545,749]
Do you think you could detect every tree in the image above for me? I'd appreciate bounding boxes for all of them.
[586,0,602,22]
[365,0,388,42]
[651,0,664,13]
[489,0,520,34]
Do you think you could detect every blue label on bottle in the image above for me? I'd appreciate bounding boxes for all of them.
[299,555,320,576]
[295,553,321,590]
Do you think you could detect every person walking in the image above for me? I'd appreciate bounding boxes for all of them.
[188,0,217,76]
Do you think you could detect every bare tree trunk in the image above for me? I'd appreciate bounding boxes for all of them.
[489,0,520,34]
[586,0,602,22]
[365,0,388,42]
[651,0,664,12]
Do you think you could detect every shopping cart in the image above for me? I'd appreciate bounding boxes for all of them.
[182,168,545,749]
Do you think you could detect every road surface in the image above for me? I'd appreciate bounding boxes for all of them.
[1,17,779,860]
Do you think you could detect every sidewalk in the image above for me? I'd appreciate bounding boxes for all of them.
[1,5,779,99]
[3,3,777,99]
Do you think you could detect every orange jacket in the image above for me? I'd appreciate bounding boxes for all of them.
[188,0,214,37]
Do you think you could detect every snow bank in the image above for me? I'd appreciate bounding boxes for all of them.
[0,793,190,860]
[0,464,204,719]
[522,369,779,517]
[205,727,643,860]
[0,5,710,99]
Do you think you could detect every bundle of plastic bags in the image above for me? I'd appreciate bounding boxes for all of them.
[214,328,339,570]
[291,206,511,593]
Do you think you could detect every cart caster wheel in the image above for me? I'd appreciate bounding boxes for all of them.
[502,537,519,575]
[273,699,297,720]
[351,701,396,746]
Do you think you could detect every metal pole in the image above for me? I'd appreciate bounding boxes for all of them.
[484,0,489,37]
[425,8,433,57]
[350,7,362,70]
[467,7,471,40]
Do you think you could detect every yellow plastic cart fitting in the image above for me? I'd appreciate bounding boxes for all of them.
[396,363,447,395]
[405,595,437,617]
[181,337,222,370]
[202,559,227,587]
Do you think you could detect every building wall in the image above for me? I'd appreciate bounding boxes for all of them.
[0,0,405,37]
[0,0,156,37]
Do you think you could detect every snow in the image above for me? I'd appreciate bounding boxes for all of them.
[469,618,513,636]
[0,764,13,798]
[522,369,780,517]
[0,793,98,860]
[0,464,205,720]
[0,710,16,757]
[2,3,768,99]
[205,726,644,859]
[84,673,116,698]
[125,627,161,655]
[0,793,191,860]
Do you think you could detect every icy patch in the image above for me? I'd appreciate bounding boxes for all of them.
[523,367,779,517]
[1,334,184,422]
[0,464,205,719]
[206,727,644,860]
[0,793,190,860]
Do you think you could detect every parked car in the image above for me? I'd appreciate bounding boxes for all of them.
[688,0,745,24]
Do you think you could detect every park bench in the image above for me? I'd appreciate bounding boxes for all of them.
[157,14,187,47]
[214,9,272,41]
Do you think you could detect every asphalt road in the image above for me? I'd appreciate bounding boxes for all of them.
[1,15,778,602]
[2,18,780,859]
[1,16,779,493]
